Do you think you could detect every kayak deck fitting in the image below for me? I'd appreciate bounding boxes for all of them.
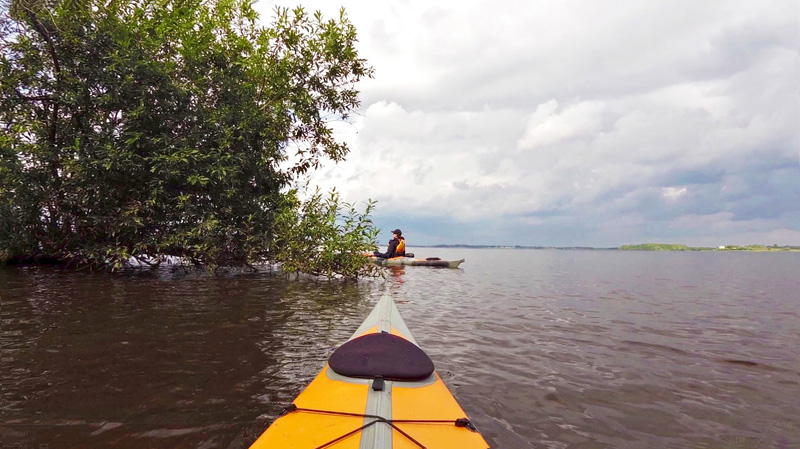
[248,294,489,448]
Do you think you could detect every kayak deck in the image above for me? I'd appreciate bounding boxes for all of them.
[249,295,489,448]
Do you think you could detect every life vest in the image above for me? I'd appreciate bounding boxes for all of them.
[396,237,405,256]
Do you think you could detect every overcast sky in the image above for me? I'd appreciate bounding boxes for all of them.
[257,0,799,247]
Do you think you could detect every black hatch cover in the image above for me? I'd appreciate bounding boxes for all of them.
[329,332,434,381]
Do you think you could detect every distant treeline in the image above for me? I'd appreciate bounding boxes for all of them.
[416,244,800,252]
[422,244,614,250]
[620,243,694,251]
[619,243,800,251]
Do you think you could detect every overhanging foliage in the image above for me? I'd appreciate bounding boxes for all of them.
[0,0,378,275]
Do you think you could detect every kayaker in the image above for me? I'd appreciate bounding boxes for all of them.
[373,229,406,258]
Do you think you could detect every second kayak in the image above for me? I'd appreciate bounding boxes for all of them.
[248,294,489,448]
[370,256,465,268]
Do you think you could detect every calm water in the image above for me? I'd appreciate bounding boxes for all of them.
[1,249,799,449]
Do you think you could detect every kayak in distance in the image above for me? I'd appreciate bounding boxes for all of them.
[248,294,490,449]
[369,254,465,268]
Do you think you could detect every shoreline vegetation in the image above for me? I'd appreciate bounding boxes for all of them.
[0,1,380,278]
[418,244,800,252]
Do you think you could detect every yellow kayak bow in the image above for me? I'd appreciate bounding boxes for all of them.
[249,294,489,448]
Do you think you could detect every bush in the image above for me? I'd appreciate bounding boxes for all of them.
[272,189,380,279]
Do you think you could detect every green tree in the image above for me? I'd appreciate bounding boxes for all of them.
[0,0,376,273]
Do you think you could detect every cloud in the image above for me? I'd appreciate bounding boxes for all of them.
[662,187,688,200]
[518,100,607,150]
[259,0,800,246]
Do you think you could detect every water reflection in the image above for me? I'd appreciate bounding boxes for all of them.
[384,266,406,291]
[0,267,374,448]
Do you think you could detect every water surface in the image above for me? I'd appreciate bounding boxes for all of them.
[2,249,799,448]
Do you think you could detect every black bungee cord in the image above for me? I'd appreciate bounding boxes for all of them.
[278,404,479,449]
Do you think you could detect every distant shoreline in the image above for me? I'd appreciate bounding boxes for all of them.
[414,244,800,252]
[416,245,617,250]
[618,243,800,252]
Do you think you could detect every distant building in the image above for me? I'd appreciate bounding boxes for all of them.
[718,246,726,249]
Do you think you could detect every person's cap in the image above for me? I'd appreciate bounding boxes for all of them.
[392,229,402,236]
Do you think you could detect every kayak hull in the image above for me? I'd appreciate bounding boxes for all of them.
[248,295,489,449]
[372,257,465,268]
